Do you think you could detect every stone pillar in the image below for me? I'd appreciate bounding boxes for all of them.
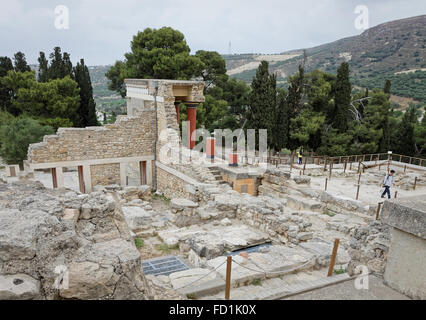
[186,105,197,149]
[83,165,92,193]
[120,163,127,187]
[146,160,153,187]
[56,167,64,188]
[174,102,180,124]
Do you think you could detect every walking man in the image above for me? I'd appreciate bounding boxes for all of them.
[381,170,395,199]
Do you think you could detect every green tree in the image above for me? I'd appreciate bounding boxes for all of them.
[73,59,98,127]
[384,79,391,94]
[106,27,204,95]
[0,70,35,116]
[105,60,127,97]
[247,61,277,149]
[48,47,73,80]
[0,116,54,164]
[13,52,31,73]
[273,88,291,151]
[2,71,80,122]
[414,111,426,156]
[289,107,325,150]
[333,62,351,133]
[195,50,227,87]
[317,127,352,156]
[0,56,14,112]
[37,52,49,82]
[393,106,417,155]
[286,65,305,150]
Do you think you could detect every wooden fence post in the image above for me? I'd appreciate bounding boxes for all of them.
[376,202,383,220]
[225,256,232,300]
[327,239,340,277]
[356,184,360,200]
[325,177,328,191]
[414,177,417,190]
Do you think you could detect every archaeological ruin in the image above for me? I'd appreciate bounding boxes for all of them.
[1,78,425,300]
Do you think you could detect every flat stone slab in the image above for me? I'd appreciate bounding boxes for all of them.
[0,274,41,300]
[248,245,315,277]
[186,225,270,259]
[299,240,350,267]
[169,268,225,297]
[159,224,269,259]
[170,198,199,210]
[381,196,426,239]
[207,255,264,285]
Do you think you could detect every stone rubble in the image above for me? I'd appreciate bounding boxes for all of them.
[0,180,147,300]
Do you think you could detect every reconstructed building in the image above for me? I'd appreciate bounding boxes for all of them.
[25,79,205,193]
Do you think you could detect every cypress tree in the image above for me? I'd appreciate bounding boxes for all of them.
[394,106,417,156]
[384,79,391,94]
[286,65,304,150]
[63,52,73,79]
[333,62,351,133]
[13,52,31,72]
[273,88,290,152]
[0,57,14,112]
[248,61,276,148]
[37,52,49,82]
[73,59,98,127]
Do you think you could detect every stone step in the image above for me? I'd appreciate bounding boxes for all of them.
[201,270,351,300]
[287,195,324,212]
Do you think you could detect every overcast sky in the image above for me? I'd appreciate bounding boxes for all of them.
[0,0,425,66]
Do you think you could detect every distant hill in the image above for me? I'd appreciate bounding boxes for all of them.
[224,15,426,103]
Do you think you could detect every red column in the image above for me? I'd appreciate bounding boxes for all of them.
[140,161,147,185]
[52,168,58,188]
[229,153,238,167]
[175,102,180,124]
[187,105,197,149]
[206,137,215,161]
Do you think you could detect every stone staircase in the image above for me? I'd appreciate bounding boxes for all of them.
[208,167,227,185]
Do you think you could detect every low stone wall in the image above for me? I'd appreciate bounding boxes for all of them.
[156,162,199,202]
[381,196,426,300]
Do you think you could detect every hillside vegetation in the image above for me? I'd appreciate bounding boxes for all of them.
[225,15,426,103]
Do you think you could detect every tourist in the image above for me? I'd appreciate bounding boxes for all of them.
[297,150,302,165]
[381,170,396,199]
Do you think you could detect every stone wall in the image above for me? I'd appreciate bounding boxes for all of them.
[27,110,155,189]
[28,110,155,164]
[91,163,121,186]
[381,196,426,299]
[156,163,199,202]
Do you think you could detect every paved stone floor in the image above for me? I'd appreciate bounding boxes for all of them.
[284,275,410,300]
